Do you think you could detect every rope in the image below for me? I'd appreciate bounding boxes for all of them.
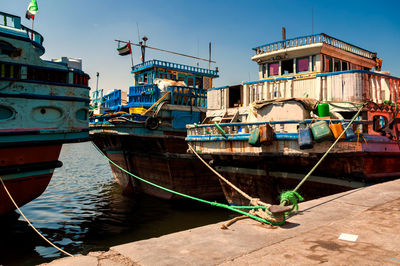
[188,143,270,208]
[0,176,74,257]
[91,142,284,226]
[280,191,304,211]
[281,103,365,205]
[143,91,171,116]
[154,100,169,117]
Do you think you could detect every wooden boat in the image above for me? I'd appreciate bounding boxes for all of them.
[90,52,224,200]
[0,11,90,215]
[186,33,400,206]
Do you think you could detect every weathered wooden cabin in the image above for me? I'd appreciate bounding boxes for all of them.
[207,33,398,123]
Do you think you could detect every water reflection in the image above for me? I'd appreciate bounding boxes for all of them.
[0,142,232,265]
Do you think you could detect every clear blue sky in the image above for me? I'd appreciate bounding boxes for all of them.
[3,0,400,94]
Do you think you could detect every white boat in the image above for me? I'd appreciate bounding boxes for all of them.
[186,33,400,205]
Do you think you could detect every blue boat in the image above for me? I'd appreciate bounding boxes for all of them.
[0,11,90,215]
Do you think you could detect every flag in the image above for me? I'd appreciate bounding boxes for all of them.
[26,0,38,20]
[117,43,132,56]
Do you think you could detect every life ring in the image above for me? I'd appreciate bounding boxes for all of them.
[145,116,159,130]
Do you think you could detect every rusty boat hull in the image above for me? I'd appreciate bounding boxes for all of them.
[206,149,400,206]
[90,128,224,200]
[187,122,400,206]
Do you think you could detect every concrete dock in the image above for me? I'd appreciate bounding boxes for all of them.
[45,179,400,265]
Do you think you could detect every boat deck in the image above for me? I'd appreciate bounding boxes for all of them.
[45,178,400,265]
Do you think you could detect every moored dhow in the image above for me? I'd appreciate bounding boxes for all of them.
[186,32,400,206]
[0,11,90,215]
[90,47,224,200]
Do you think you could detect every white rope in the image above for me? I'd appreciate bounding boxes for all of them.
[188,143,270,207]
[0,176,74,257]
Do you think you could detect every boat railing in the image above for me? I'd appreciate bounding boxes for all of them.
[187,119,368,139]
[132,59,219,77]
[169,86,207,108]
[101,89,123,109]
[127,84,160,108]
[127,84,206,108]
[0,11,21,29]
[0,12,44,46]
[253,33,375,59]
[21,25,44,46]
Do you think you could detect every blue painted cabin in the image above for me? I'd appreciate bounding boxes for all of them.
[95,59,219,129]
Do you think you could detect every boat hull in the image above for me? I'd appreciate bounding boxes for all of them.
[91,132,224,200]
[0,144,62,215]
[211,153,400,206]
[187,137,400,205]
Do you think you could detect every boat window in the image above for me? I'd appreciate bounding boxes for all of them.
[0,63,21,79]
[281,59,293,75]
[187,77,194,87]
[268,62,279,76]
[195,77,203,89]
[324,55,332,72]
[27,67,69,84]
[296,57,309,73]
[178,74,185,82]
[342,61,348,71]
[312,55,316,72]
[262,64,266,78]
[228,85,242,108]
[0,105,14,120]
[334,59,341,72]
[372,115,388,132]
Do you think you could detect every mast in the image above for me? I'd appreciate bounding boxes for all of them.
[209,42,211,70]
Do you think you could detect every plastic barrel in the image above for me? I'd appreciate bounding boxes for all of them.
[298,128,313,149]
[342,122,356,140]
[317,103,330,117]
[310,121,333,142]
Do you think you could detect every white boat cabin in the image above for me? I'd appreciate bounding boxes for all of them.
[207,33,400,126]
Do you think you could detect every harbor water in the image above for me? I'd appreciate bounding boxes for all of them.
[0,142,232,265]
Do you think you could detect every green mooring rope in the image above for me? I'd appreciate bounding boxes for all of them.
[280,191,304,211]
[92,143,285,226]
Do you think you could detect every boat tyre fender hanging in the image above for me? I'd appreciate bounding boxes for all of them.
[145,116,159,130]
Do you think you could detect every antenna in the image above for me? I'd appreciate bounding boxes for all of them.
[95,72,100,106]
[208,42,211,70]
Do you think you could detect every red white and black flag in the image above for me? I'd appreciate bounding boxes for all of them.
[26,0,38,20]
[117,42,132,56]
